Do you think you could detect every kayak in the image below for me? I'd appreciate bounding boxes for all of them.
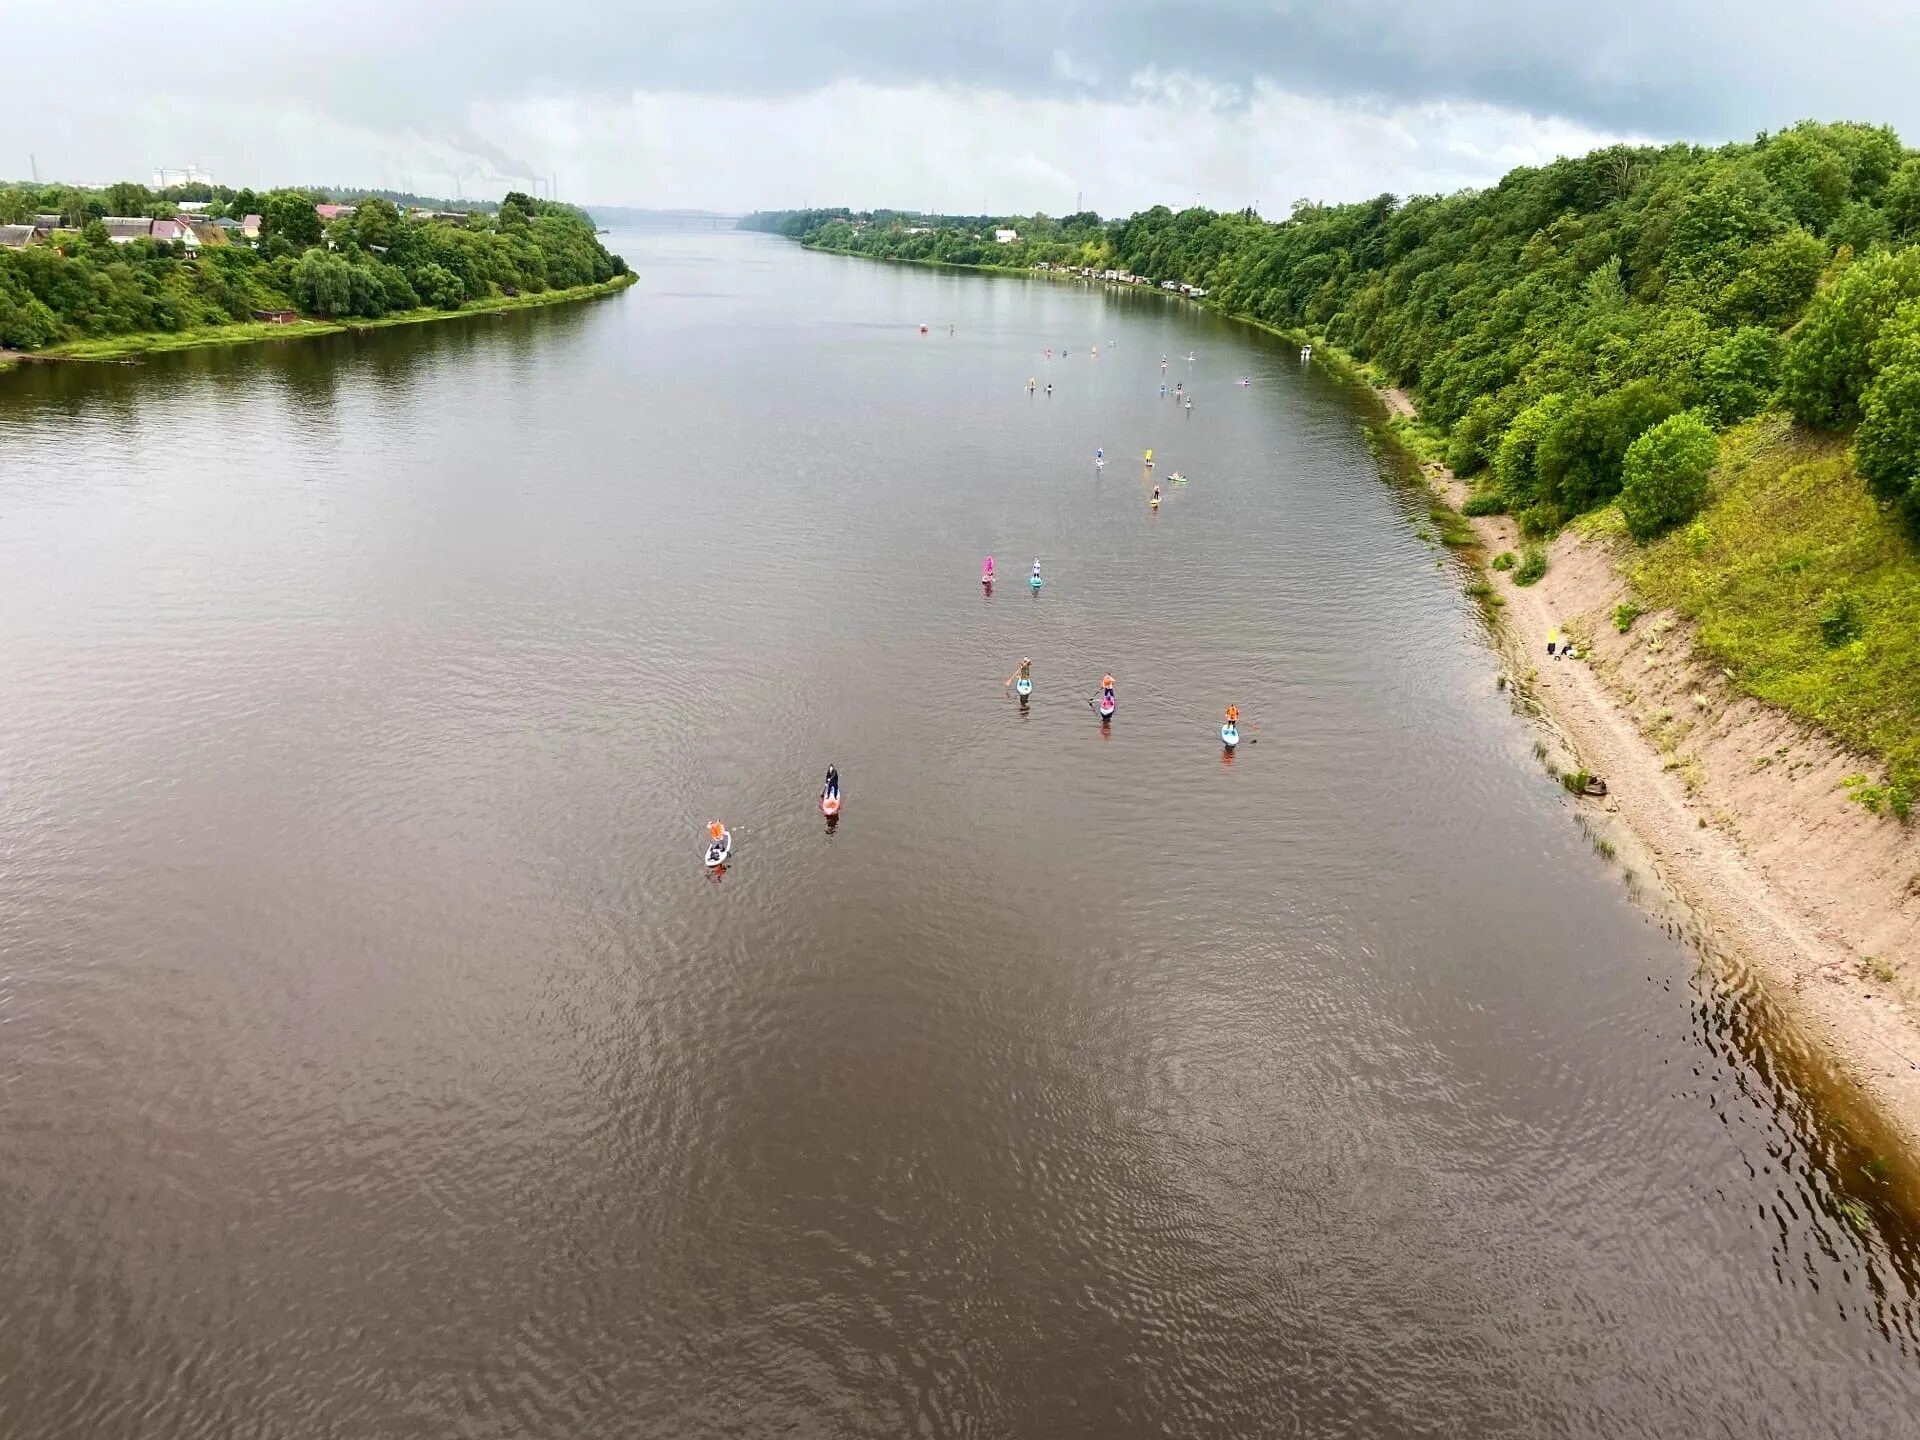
[1099,695,1115,719]
[705,832,733,867]
[1015,677,1032,698]
[1030,575,1043,591]
[1220,724,1239,749]
[821,793,840,817]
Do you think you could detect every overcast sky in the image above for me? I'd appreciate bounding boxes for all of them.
[7,2,1918,214]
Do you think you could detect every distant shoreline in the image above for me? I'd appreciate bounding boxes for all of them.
[0,273,636,371]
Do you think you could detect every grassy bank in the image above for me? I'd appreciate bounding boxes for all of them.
[1629,415,1920,790]
[1266,324,1918,797]
[25,273,636,365]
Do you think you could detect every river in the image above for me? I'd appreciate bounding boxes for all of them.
[2,229,1916,1438]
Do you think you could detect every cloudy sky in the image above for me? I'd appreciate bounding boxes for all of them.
[8,1,1919,215]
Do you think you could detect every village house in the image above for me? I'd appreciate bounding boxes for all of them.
[0,224,35,249]
[101,216,152,243]
[314,203,357,221]
[32,213,62,237]
[241,214,262,237]
[994,228,1018,244]
[150,218,189,243]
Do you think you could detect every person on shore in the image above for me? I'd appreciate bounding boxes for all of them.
[1547,627,1560,658]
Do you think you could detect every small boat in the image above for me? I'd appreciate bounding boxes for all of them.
[1015,677,1032,698]
[1099,695,1115,719]
[1220,724,1239,750]
[705,830,733,867]
[821,792,841,817]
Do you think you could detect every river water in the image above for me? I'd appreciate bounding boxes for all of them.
[2,230,1916,1438]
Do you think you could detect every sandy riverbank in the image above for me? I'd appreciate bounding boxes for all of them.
[1376,386,1920,1159]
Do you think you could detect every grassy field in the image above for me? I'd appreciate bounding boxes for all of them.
[23,274,636,365]
[1630,414,1920,791]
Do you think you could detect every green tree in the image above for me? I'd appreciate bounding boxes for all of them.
[1494,393,1569,509]
[1761,128,1853,232]
[1536,380,1681,514]
[1700,326,1781,423]
[104,180,152,216]
[290,249,353,315]
[1781,247,1920,427]
[1618,411,1720,539]
[1852,304,1920,537]
[261,190,323,251]
[349,197,399,251]
[410,261,465,309]
[1714,226,1824,327]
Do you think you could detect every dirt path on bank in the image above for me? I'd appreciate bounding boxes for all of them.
[1381,388,1920,1159]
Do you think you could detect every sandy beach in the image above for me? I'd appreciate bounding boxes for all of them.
[1379,388,1920,1162]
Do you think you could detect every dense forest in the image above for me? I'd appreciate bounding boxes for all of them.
[748,121,1920,543]
[0,179,626,351]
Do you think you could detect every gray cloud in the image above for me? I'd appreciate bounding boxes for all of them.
[273,0,1920,140]
[8,2,1918,204]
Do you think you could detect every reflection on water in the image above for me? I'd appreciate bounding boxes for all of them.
[0,231,1915,1439]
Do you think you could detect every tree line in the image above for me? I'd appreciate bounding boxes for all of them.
[748,120,1920,541]
[0,184,626,350]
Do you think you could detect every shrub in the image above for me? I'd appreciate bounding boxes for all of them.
[410,261,466,310]
[1619,411,1720,540]
[1517,503,1564,538]
[1462,490,1507,516]
[1537,379,1683,514]
[1843,774,1914,823]
[1493,393,1567,509]
[1514,547,1549,585]
[1818,592,1862,648]
[1613,601,1644,632]
[1700,326,1781,424]
[1491,550,1517,571]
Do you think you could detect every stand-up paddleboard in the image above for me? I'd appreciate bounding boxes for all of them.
[821,793,840,818]
[1015,677,1032,698]
[705,831,733,867]
[1099,695,1115,719]
[1220,724,1239,750]
[1030,574,1043,591]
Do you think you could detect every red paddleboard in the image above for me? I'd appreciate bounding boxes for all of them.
[821,795,841,817]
